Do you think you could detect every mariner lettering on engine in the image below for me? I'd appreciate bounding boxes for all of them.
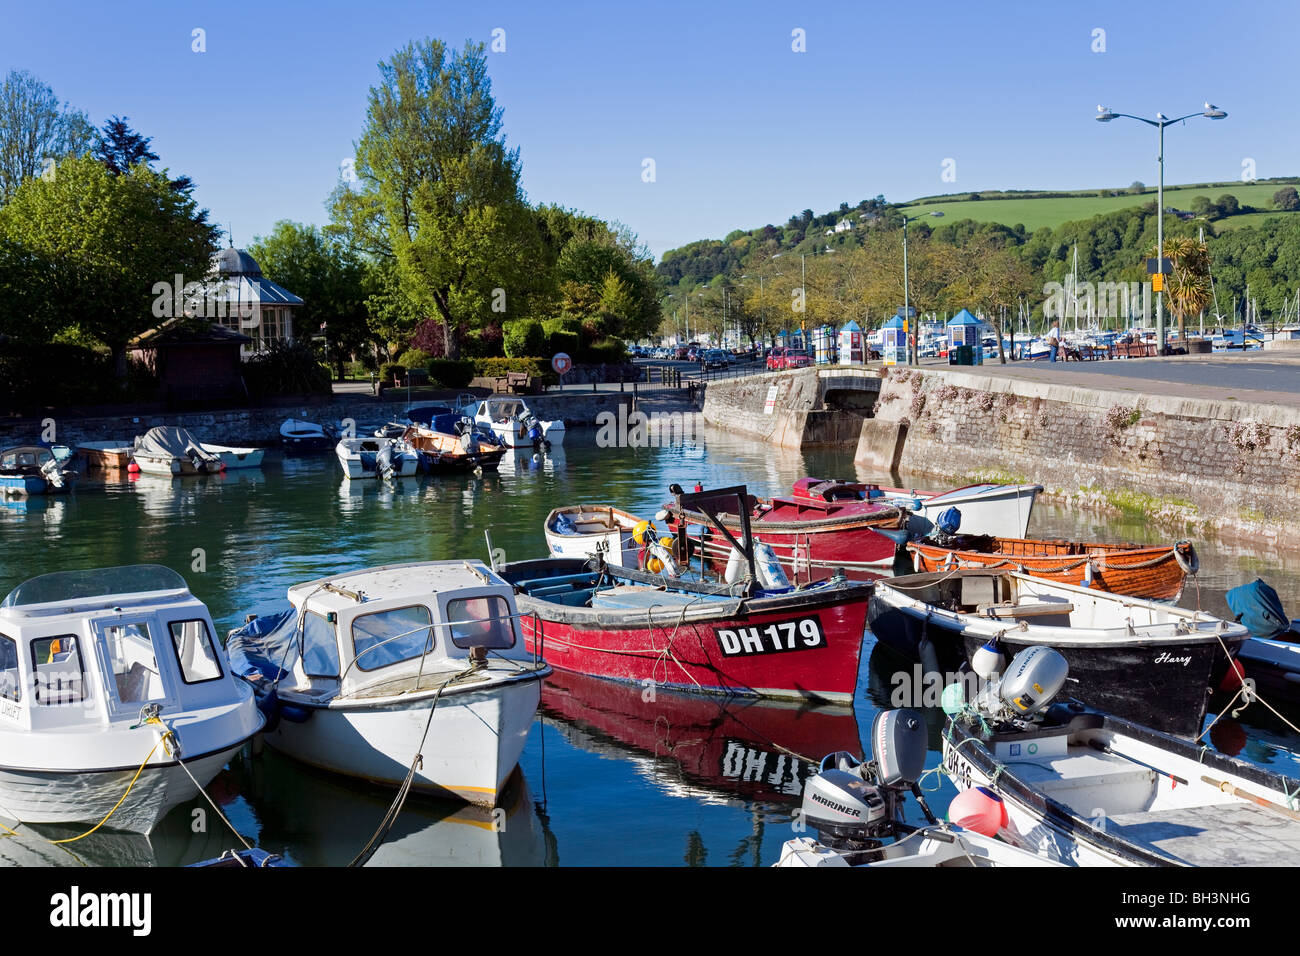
[810,789,861,818]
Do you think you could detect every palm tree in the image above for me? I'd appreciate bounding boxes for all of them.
[1154,237,1213,342]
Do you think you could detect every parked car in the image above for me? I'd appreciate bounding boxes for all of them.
[674,346,690,360]
[702,349,730,370]
[766,347,787,371]
[782,349,813,369]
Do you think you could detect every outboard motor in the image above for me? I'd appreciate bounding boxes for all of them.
[798,709,936,857]
[521,412,549,451]
[375,442,397,482]
[966,645,1069,725]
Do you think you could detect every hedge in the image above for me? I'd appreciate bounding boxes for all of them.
[503,320,545,358]
[426,358,475,389]
[472,357,558,386]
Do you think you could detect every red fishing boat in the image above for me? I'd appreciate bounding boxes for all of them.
[499,486,874,703]
[661,478,1043,584]
[660,478,908,584]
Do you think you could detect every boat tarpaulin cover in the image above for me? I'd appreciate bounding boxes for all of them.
[1226,578,1291,640]
[135,426,221,463]
[226,608,299,682]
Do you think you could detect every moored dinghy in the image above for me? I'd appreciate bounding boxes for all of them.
[334,436,420,480]
[908,535,1199,602]
[544,505,644,567]
[0,565,263,834]
[226,560,550,807]
[775,709,1062,867]
[943,646,1300,866]
[869,568,1248,737]
[132,427,224,476]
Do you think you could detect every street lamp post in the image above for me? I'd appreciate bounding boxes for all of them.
[1096,103,1227,353]
[902,211,944,365]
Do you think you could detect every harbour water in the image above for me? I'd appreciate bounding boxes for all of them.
[2,425,1299,866]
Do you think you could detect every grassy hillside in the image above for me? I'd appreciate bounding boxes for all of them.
[897,182,1297,233]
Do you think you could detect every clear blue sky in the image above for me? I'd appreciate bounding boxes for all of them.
[3,0,1292,259]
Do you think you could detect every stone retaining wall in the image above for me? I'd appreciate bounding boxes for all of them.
[701,368,878,449]
[0,392,637,447]
[857,365,1300,540]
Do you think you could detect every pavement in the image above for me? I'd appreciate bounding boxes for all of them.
[922,351,1300,409]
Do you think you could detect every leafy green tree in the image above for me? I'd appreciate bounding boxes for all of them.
[249,221,373,379]
[1215,194,1240,217]
[330,39,541,358]
[0,154,218,375]
[1274,186,1299,212]
[0,70,95,202]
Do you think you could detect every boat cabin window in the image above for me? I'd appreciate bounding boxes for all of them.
[0,635,19,702]
[447,596,516,650]
[104,623,166,704]
[351,606,434,672]
[302,611,340,678]
[168,620,223,684]
[30,635,85,705]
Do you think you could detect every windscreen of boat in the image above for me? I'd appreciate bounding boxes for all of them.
[2,565,187,608]
[168,620,223,684]
[447,596,516,650]
[351,605,435,671]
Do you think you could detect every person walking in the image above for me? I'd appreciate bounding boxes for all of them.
[1047,323,1061,363]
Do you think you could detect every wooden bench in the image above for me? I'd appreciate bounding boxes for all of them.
[495,372,532,394]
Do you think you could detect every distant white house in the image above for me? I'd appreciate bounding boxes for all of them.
[835,218,853,233]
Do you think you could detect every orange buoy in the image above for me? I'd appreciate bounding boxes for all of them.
[949,786,1007,837]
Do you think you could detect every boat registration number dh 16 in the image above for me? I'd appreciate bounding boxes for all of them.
[716,618,826,657]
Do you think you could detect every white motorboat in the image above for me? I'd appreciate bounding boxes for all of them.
[874,482,1042,540]
[279,418,336,451]
[774,709,1061,868]
[132,427,224,476]
[334,436,420,480]
[544,505,643,567]
[461,396,566,449]
[942,646,1300,866]
[226,560,551,807]
[199,443,265,470]
[0,565,264,834]
[0,444,77,496]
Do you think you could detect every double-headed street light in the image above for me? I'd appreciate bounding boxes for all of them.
[1095,103,1227,352]
[902,210,944,365]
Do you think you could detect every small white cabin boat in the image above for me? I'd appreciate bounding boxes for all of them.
[335,436,420,480]
[461,397,566,449]
[199,444,265,470]
[0,565,263,834]
[875,482,1042,540]
[226,560,551,807]
[544,506,643,567]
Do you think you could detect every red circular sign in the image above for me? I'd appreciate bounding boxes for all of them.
[551,352,572,375]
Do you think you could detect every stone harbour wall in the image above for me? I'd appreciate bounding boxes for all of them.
[701,368,877,449]
[857,366,1300,541]
[0,392,638,447]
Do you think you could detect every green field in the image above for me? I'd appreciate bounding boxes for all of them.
[897,182,1298,233]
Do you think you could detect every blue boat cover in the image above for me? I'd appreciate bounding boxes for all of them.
[1226,579,1291,640]
[226,607,299,682]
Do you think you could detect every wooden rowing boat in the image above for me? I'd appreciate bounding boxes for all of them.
[907,536,1197,602]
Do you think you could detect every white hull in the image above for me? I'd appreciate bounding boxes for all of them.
[775,828,1063,867]
[894,483,1041,539]
[200,444,265,469]
[132,455,217,476]
[266,677,542,806]
[0,746,240,835]
[489,420,567,448]
[335,439,420,479]
[544,506,641,566]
